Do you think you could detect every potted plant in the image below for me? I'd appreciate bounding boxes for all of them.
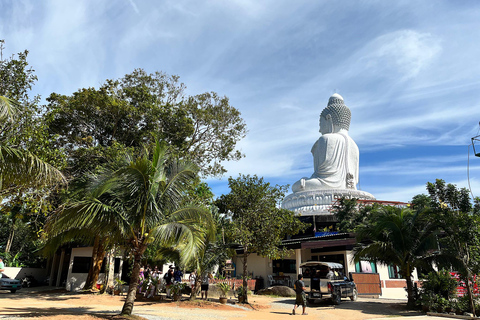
[236,285,247,303]
[114,278,127,295]
[217,282,231,304]
[170,282,186,301]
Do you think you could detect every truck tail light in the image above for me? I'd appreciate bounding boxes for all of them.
[328,283,333,292]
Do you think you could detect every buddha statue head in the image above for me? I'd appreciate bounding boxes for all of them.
[319,93,351,134]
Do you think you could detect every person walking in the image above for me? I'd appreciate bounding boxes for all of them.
[293,274,307,315]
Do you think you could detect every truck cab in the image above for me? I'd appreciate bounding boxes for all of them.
[299,261,357,305]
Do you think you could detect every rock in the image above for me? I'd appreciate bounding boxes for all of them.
[257,286,295,297]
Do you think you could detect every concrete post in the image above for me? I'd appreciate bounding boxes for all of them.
[49,253,59,286]
[295,249,302,276]
[56,248,66,287]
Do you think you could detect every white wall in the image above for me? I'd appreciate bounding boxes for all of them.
[66,247,92,291]
[3,267,48,282]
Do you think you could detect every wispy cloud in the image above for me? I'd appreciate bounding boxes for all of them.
[1,0,480,202]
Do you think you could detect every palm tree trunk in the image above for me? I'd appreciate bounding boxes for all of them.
[405,275,415,308]
[121,244,146,316]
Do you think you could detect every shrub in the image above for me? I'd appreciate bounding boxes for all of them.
[420,270,457,300]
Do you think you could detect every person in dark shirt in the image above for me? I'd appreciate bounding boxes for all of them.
[164,267,174,298]
[293,274,307,315]
[174,266,183,283]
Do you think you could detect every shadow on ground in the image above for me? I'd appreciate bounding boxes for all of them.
[270,297,422,317]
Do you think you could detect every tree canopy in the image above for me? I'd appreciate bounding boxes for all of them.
[216,174,307,302]
[45,69,247,178]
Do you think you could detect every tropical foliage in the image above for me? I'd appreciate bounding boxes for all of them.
[216,174,308,303]
[353,206,438,307]
[47,141,211,315]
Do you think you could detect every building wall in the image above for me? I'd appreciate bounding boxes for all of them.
[235,248,419,300]
[3,267,48,282]
[66,247,93,291]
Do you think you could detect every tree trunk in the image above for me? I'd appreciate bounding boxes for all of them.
[84,236,99,290]
[121,244,146,316]
[90,241,106,290]
[242,250,248,304]
[467,275,476,314]
[84,235,105,290]
[104,247,115,293]
[5,224,15,253]
[405,275,415,309]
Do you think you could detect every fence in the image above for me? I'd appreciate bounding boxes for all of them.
[208,279,257,291]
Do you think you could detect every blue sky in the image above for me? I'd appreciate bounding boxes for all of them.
[1,0,480,202]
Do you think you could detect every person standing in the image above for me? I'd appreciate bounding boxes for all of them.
[164,267,174,298]
[293,274,307,315]
[174,266,183,283]
[189,270,197,295]
[200,272,210,300]
[326,267,334,280]
[0,256,5,276]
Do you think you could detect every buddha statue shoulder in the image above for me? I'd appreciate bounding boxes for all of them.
[292,94,359,192]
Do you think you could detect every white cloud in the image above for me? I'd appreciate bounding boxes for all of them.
[357,30,442,80]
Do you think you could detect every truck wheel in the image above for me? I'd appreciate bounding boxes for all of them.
[350,289,357,301]
[10,290,16,293]
[332,294,341,305]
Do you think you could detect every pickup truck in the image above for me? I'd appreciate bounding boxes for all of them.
[299,261,357,305]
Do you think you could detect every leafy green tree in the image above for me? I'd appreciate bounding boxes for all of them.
[45,69,246,178]
[425,179,480,314]
[48,141,211,315]
[216,174,308,303]
[0,41,65,258]
[354,206,438,308]
[332,197,382,232]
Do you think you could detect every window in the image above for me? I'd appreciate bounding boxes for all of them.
[72,257,92,273]
[272,259,296,274]
[388,265,402,279]
[355,261,377,273]
[100,258,121,274]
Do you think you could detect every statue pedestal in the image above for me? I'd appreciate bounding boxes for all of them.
[282,189,375,216]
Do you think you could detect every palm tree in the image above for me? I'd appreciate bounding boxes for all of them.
[0,95,65,192]
[354,207,438,308]
[50,141,211,315]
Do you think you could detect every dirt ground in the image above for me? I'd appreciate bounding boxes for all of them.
[0,287,422,320]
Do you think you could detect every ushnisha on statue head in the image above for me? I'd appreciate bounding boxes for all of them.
[319,93,351,135]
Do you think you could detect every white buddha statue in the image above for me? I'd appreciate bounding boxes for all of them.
[292,93,359,192]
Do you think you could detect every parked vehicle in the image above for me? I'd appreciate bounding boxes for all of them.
[1,274,22,293]
[299,261,357,305]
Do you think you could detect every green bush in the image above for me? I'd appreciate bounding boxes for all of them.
[420,269,457,300]
[418,269,458,312]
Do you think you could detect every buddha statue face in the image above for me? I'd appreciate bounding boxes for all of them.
[319,114,333,134]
